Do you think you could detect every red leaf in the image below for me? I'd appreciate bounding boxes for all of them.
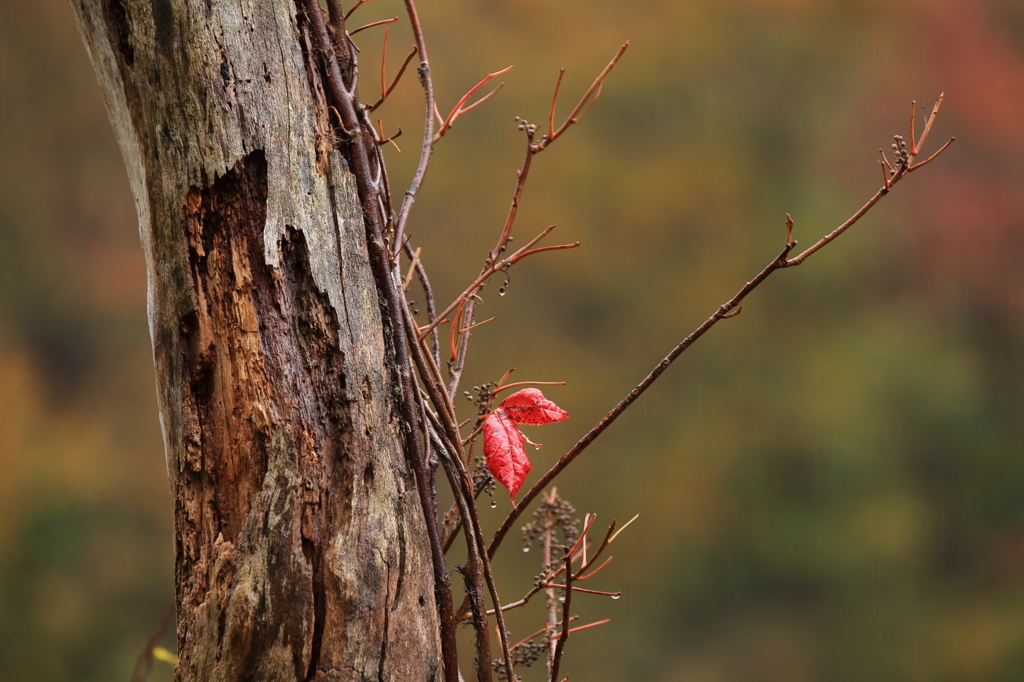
[483,410,532,498]
[497,388,570,425]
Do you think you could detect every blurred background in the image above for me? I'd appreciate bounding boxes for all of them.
[1,0,1023,679]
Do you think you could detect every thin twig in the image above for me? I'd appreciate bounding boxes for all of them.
[538,42,628,150]
[513,616,579,651]
[492,381,566,396]
[577,556,613,581]
[545,584,620,597]
[379,23,389,101]
[908,137,955,172]
[914,92,944,154]
[403,247,422,291]
[607,513,640,544]
[344,0,376,20]
[434,66,514,142]
[370,45,419,112]
[377,119,402,152]
[420,224,560,339]
[460,316,496,333]
[548,68,565,140]
[349,16,398,36]
[404,240,441,366]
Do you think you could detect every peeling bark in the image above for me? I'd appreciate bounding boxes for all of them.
[70,1,441,679]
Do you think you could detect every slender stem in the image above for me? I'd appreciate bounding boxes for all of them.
[370,45,419,112]
[393,0,435,261]
[549,546,574,682]
[909,100,918,155]
[482,241,792,561]
[445,140,536,396]
[908,137,955,172]
[438,432,493,682]
[548,68,565,140]
[577,556,613,581]
[434,66,514,143]
[538,42,628,150]
[349,17,398,37]
[404,240,441,367]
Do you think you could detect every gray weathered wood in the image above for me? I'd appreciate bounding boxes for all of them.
[70,0,441,679]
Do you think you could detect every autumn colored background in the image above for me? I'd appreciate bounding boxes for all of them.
[2,0,1023,679]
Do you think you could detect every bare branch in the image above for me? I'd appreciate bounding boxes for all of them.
[349,16,398,36]
[370,45,419,112]
[482,99,952,564]
[538,42,628,149]
[434,66,514,143]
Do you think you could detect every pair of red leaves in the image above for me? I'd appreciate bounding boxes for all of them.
[483,388,569,499]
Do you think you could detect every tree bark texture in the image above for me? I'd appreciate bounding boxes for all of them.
[70,1,441,679]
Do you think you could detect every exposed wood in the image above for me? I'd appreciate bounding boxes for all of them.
[70,0,442,679]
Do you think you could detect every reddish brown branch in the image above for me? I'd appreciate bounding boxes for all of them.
[482,97,952,564]
[548,68,565,140]
[349,16,398,36]
[370,45,418,112]
[379,23,389,101]
[577,556,613,581]
[376,119,402,152]
[537,42,628,150]
[513,616,579,651]
[459,316,496,334]
[566,619,611,635]
[511,241,580,262]
[908,137,955,172]
[909,99,918,155]
[545,584,620,597]
[344,0,376,20]
[434,66,514,142]
[419,224,560,339]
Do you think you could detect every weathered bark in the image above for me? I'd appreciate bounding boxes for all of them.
[70,1,441,679]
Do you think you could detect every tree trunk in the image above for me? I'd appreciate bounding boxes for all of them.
[70,1,441,679]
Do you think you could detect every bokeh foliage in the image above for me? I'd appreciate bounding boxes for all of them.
[1,0,1022,680]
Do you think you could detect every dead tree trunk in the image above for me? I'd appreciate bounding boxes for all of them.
[71,1,441,679]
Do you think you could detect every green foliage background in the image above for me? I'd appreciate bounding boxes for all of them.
[1,0,1023,679]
